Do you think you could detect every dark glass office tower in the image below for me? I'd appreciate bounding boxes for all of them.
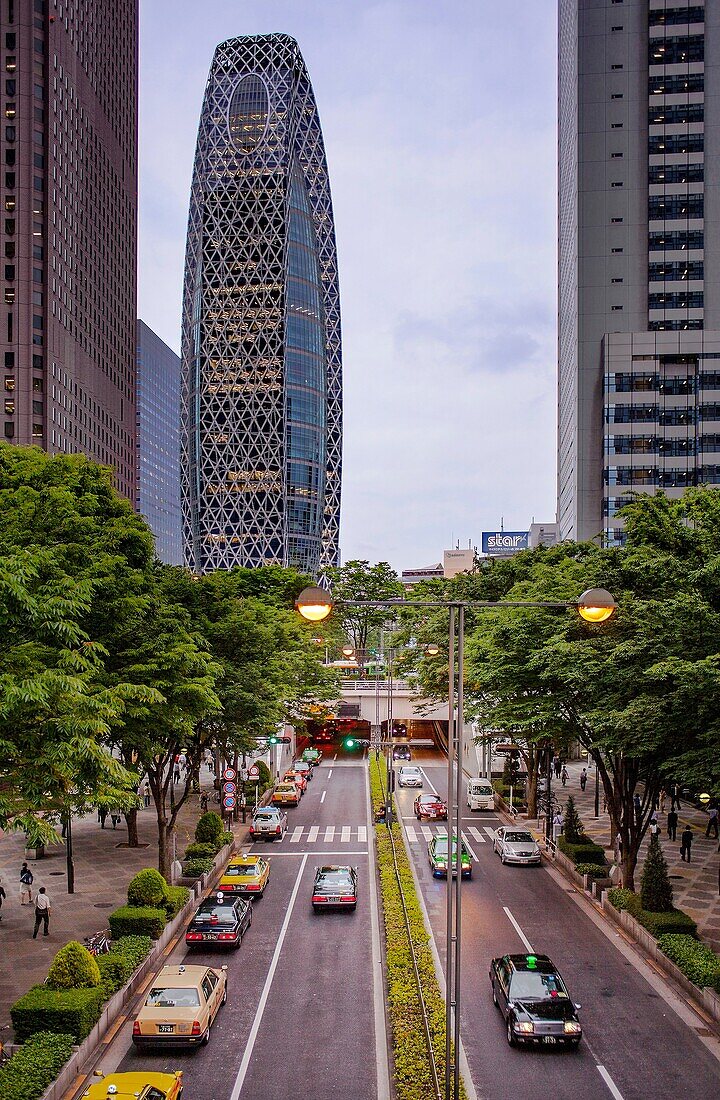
[0,0,138,501]
[181,34,342,574]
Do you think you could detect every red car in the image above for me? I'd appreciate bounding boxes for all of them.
[414,793,448,820]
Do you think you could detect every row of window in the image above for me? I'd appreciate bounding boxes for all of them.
[648,261,703,281]
[649,196,703,221]
[649,73,704,95]
[649,319,704,331]
[648,291,703,310]
[649,164,703,185]
[608,437,720,455]
[607,405,720,425]
[606,468,707,487]
[649,6,705,27]
[649,230,703,251]
[649,103,703,126]
[649,35,704,64]
[608,374,720,394]
[649,134,703,155]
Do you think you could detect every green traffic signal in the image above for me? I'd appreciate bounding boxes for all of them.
[344,737,356,749]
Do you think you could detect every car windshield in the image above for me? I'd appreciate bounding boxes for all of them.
[505,832,534,844]
[194,906,236,925]
[419,795,438,804]
[317,874,354,891]
[510,970,569,1001]
[402,768,421,775]
[255,812,277,821]
[146,986,201,1008]
[434,838,468,859]
[226,865,256,875]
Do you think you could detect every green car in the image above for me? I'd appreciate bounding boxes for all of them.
[428,835,472,878]
[302,747,322,765]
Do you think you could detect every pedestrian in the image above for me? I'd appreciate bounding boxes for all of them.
[667,808,678,841]
[173,762,181,784]
[143,782,151,809]
[97,806,107,829]
[649,816,660,840]
[32,887,50,938]
[706,805,719,839]
[659,787,667,814]
[19,861,34,905]
[110,811,121,830]
[0,876,5,921]
[680,825,693,862]
[579,768,587,791]
[670,783,681,811]
[553,755,561,779]
[553,810,564,841]
[633,793,641,825]
[200,791,209,813]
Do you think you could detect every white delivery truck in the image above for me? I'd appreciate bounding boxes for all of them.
[467,777,495,811]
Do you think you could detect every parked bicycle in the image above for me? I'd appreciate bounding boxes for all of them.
[84,929,112,956]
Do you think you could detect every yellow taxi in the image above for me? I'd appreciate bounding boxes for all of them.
[132,963,227,1048]
[283,768,307,793]
[83,1070,183,1100]
[218,852,270,898]
[272,781,300,806]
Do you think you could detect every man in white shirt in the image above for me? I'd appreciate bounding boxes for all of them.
[32,887,50,938]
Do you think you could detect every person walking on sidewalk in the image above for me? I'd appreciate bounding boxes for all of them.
[670,783,681,811]
[667,808,678,841]
[97,806,107,829]
[680,825,694,862]
[32,887,50,938]
[19,862,33,905]
[0,876,6,921]
[659,787,667,813]
[553,755,561,779]
[649,816,660,839]
[706,805,719,839]
[561,765,569,787]
[143,782,151,809]
[580,768,588,791]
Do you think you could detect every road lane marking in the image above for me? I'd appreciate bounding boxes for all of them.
[320,790,326,804]
[483,826,495,837]
[333,753,337,761]
[264,850,369,857]
[405,824,417,843]
[467,827,486,843]
[341,825,351,842]
[461,833,478,861]
[357,825,367,842]
[419,767,439,794]
[324,825,335,842]
[436,826,448,836]
[289,826,303,844]
[420,825,433,840]
[230,853,308,1100]
[597,1066,625,1100]
[327,768,333,778]
[308,825,319,842]
[502,906,534,952]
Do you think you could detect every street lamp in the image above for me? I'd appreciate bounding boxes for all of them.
[296,583,615,1100]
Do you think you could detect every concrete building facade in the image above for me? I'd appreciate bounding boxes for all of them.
[1,0,138,500]
[558,0,720,543]
[136,320,182,566]
[181,34,342,575]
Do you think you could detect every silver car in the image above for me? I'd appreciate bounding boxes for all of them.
[249,807,288,842]
[493,826,542,865]
[397,765,423,789]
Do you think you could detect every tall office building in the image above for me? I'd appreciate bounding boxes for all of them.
[181,33,342,575]
[136,320,182,566]
[558,0,720,544]
[0,1,138,500]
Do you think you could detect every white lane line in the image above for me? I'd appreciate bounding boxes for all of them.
[333,753,337,761]
[435,825,448,837]
[405,824,418,843]
[320,790,326,804]
[483,826,495,837]
[502,906,534,952]
[596,1066,625,1100]
[308,825,320,842]
[324,825,335,842]
[467,827,486,844]
[419,767,439,795]
[357,825,367,842]
[327,769,333,779]
[341,825,351,843]
[289,826,303,844]
[461,833,478,861]
[230,853,308,1100]
[267,850,368,857]
[420,825,433,840]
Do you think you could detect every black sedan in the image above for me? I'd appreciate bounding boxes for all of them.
[312,865,358,911]
[185,892,252,949]
[489,953,582,1048]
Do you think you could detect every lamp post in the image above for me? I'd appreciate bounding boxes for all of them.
[296,584,615,1100]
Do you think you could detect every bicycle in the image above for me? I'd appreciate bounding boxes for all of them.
[0,1024,12,1067]
[84,929,112,956]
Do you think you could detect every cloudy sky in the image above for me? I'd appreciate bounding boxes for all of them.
[139,1,558,572]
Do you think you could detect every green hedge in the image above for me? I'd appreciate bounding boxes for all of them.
[11,987,104,1043]
[184,842,217,860]
[127,868,168,908]
[108,905,166,940]
[96,935,153,997]
[182,857,214,878]
[46,942,100,990]
[658,934,720,990]
[607,888,697,938]
[195,811,224,845]
[0,1031,74,1100]
[370,758,467,1100]
[575,862,611,877]
[557,836,607,866]
[165,885,191,918]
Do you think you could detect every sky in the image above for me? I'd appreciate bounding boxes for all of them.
[138,1,558,573]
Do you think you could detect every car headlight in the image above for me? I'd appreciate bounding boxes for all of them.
[515,1021,534,1034]
[563,1021,582,1034]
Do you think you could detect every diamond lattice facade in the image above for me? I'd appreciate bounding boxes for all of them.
[181,34,342,574]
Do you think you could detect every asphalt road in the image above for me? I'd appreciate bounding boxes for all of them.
[396,749,720,1100]
[113,748,383,1100]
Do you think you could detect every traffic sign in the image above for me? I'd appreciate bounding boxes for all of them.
[494,744,519,755]
[223,781,237,795]
[223,767,237,781]
[223,795,236,809]
[248,764,260,779]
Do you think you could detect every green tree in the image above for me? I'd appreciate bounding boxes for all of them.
[324,560,405,668]
[640,835,673,913]
[562,796,584,844]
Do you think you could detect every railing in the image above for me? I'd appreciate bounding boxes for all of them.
[340,678,411,692]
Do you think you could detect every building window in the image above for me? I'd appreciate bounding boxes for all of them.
[649,104,704,126]
[611,152,623,159]
[649,195,704,221]
[4,103,15,119]
[649,6,704,27]
[612,247,624,254]
[649,73,704,95]
[611,64,623,70]
[32,400,42,415]
[3,289,14,304]
[611,305,623,311]
[4,422,14,438]
[649,134,703,156]
[611,277,623,284]
[4,399,14,414]
[649,164,704,185]
[4,376,14,391]
[611,217,623,224]
[650,36,704,65]
[32,423,42,438]
[611,93,623,100]
[611,181,624,188]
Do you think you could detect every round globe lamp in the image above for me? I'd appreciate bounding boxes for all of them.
[295,585,333,623]
[577,588,617,624]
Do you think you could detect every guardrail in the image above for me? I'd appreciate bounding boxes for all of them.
[340,678,411,692]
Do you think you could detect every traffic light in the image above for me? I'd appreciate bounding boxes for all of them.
[343,736,370,750]
[266,735,292,745]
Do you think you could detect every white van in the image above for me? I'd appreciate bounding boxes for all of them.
[467,777,495,811]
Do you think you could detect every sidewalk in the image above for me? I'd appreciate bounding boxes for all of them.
[0,770,250,1036]
[529,761,720,951]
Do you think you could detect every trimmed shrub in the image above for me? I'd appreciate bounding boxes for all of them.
[46,941,101,990]
[165,885,191,918]
[194,811,223,845]
[608,887,636,912]
[109,905,166,940]
[182,857,214,878]
[218,830,234,848]
[607,889,696,937]
[0,1031,74,1100]
[116,934,153,971]
[558,837,606,866]
[96,952,130,996]
[640,834,673,913]
[11,987,105,1043]
[563,795,585,844]
[183,842,217,861]
[127,868,169,908]
[658,934,720,988]
[575,863,610,877]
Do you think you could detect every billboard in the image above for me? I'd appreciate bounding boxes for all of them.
[482,531,529,557]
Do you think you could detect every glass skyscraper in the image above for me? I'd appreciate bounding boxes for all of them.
[181,33,342,575]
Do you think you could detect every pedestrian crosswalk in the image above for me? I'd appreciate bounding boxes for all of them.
[249,821,496,847]
[404,824,497,846]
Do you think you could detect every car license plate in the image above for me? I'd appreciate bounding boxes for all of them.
[205,932,217,939]
[158,1024,174,1034]
[543,1036,556,1044]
